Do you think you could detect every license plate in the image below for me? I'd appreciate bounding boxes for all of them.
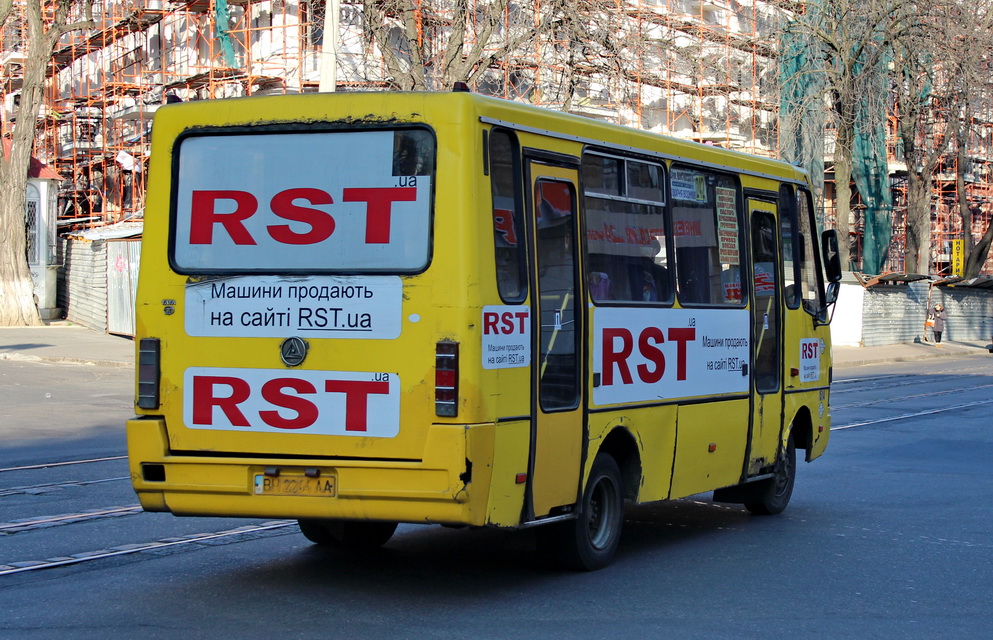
[253,474,336,497]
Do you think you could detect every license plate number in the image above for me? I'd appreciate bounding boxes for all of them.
[253,475,336,497]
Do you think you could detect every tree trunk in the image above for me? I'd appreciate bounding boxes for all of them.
[833,120,855,271]
[0,4,47,326]
[1,2,93,326]
[964,221,993,277]
[904,170,932,274]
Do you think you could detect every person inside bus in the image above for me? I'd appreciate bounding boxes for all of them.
[589,270,612,300]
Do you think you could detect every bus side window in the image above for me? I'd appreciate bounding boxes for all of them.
[582,153,669,304]
[797,188,826,315]
[779,184,801,309]
[670,167,743,306]
[490,129,526,302]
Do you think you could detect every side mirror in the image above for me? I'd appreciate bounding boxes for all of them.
[825,281,840,305]
[821,229,843,283]
[816,282,841,326]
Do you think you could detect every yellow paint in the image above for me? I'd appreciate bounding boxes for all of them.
[129,91,833,533]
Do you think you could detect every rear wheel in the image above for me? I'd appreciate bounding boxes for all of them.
[298,519,398,549]
[744,435,796,515]
[540,453,624,571]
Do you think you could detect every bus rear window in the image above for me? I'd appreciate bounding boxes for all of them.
[171,128,435,274]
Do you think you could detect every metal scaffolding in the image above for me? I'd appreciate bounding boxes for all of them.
[0,0,989,277]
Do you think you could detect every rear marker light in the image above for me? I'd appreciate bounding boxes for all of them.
[137,338,161,410]
[436,340,459,417]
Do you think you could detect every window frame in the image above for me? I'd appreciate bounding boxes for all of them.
[581,149,673,307]
[797,186,828,318]
[168,123,437,276]
[668,162,746,308]
[778,183,802,310]
[488,127,528,304]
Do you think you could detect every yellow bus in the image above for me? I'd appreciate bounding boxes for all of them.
[127,90,842,570]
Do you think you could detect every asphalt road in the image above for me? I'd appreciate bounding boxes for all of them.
[1,355,991,639]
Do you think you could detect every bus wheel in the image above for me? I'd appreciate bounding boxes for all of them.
[541,453,624,571]
[297,519,398,548]
[744,435,796,515]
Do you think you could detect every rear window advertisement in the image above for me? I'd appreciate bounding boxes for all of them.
[172,129,434,273]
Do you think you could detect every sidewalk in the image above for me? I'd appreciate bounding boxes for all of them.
[1,322,990,370]
[832,339,992,368]
[0,323,134,368]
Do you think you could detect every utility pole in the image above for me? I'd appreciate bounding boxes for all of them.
[318,0,339,92]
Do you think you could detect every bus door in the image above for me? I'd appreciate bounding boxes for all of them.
[525,158,584,518]
[747,204,784,474]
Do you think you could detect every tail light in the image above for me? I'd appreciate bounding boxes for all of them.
[435,340,459,417]
[137,338,161,410]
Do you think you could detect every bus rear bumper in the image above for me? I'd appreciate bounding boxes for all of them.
[126,418,527,527]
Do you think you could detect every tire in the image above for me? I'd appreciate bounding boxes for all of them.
[540,453,624,571]
[297,519,398,549]
[744,435,796,516]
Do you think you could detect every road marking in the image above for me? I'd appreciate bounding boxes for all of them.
[0,520,296,576]
[0,476,129,497]
[832,383,993,410]
[0,456,127,473]
[832,398,993,430]
[0,505,143,533]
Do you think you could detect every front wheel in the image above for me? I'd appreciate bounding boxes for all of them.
[744,435,796,515]
[540,453,624,571]
[298,519,398,549]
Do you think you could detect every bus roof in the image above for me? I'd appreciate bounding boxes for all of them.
[154,90,808,185]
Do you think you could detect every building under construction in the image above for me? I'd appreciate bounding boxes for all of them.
[2,0,993,276]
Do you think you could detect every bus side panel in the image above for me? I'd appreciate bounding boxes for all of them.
[670,400,749,498]
[781,391,826,462]
[782,317,832,461]
[587,405,677,503]
[479,419,530,526]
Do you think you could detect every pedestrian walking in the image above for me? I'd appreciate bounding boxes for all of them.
[930,304,948,345]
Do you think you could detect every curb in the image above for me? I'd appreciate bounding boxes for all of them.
[835,346,991,368]
[0,352,133,369]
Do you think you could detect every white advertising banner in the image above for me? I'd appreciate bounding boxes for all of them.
[592,307,750,406]
[799,338,821,383]
[183,367,400,437]
[184,275,402,339]
[172,130,431,272]
[482,305,530,369]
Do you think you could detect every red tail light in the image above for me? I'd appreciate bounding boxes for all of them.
[137,338,161,410]
[435,340,459,417]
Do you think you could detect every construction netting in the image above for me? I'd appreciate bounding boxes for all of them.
[777,14,825,226]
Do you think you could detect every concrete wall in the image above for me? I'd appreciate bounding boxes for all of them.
[830,278,993,347]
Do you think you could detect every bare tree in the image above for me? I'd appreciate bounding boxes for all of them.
[941,0,993,277]
[0,1,94,326]
[360,0,558,91]
[790,0,919,272]
[888,1,949,274]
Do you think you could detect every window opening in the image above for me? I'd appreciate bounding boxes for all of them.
[582,152,669,303]
[670,166,742,305]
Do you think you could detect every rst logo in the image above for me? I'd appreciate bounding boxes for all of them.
[482,305,530,369]
[799,338,821,383]
[188,186,415,246]
[592,307,750,405]
[183,367,400,437]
